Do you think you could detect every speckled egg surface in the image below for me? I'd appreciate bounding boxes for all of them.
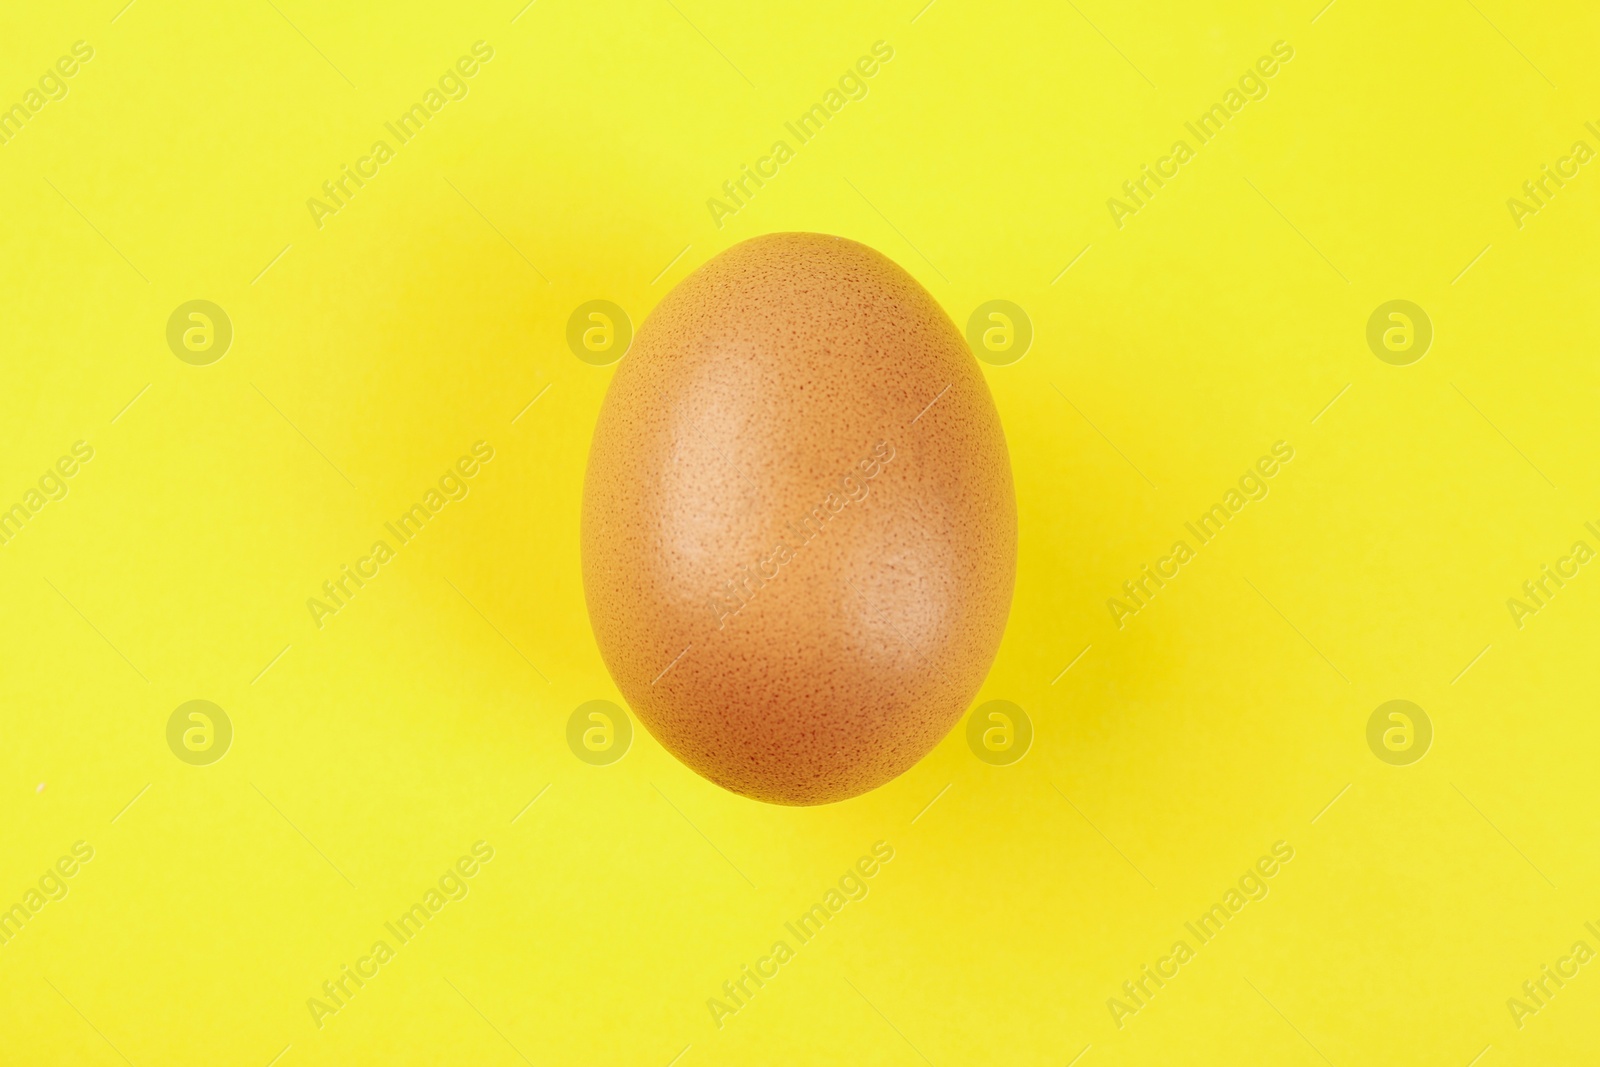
[580,232,1017,805]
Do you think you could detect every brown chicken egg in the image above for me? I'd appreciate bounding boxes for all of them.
[580,232,1016,805]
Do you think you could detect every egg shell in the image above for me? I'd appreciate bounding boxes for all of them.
[580,232,1016,805]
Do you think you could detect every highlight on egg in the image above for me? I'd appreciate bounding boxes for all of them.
[580,232,1017,805]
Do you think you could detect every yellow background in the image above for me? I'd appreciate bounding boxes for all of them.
[3,0,1598,1063]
